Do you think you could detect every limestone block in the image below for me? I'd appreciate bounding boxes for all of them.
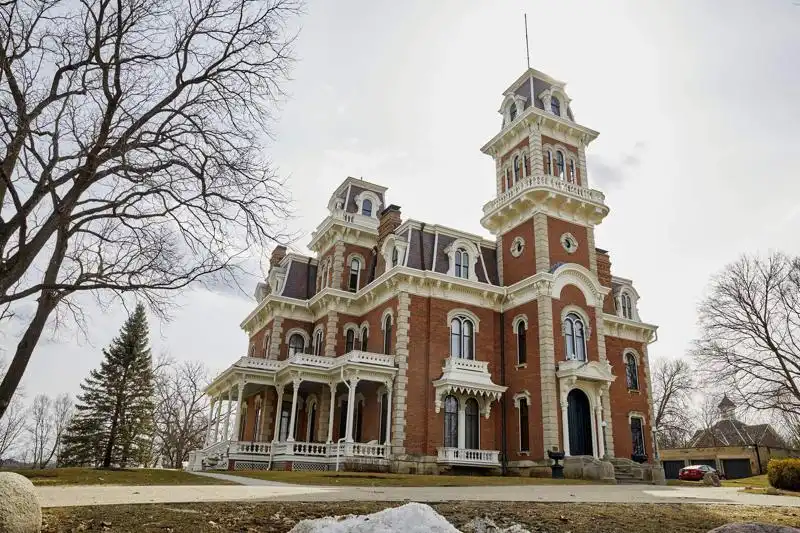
[0,472,41,533]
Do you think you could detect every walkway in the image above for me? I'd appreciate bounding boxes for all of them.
[36,483,800,508]
[188,471,296,487]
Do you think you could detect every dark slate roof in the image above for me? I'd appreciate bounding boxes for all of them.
[480,246,499,285]
[406,228,435,271]
[689,419,786,448]
[282,258,317,300]
[512,75,574,120]
[401,226,498,285]
[346,184,384,214]
[719,395,736,409]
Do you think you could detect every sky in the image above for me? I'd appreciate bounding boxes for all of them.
[4,0,800,402]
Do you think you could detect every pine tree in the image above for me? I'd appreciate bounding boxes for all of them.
[59,304,154,468]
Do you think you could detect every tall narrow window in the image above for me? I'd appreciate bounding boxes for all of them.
[391,247,399,267]
[551,96,561,116]
[362,199,372,217]
[345,329,355,353]
[625,353,639,390]
[252,400,262,441]
[631,417,645,457]
[516,321,527,365]
[263,335,270,358]
[307,403,317,442]
[360,326,369,351]
[454,248,469,279]
[465,398,479,449]
[379,392,389,442]
[519,401,530,452]
[564,313,587,361]
[348,258,360,292]
[450,316,475,360]
[509,102,517,121]
[313,329,323,356]
[248,344,255,357]
[513,156,520,182]
[279,401,291,441]
[444,395,459,448]
[523,153,530,176]
[621,293,633,319]
[288,333,305,356]
[505,169,512,191]
[555,150,565,178]
[544,150,552,175]
[383,314,393,354]
[568,159,577,183]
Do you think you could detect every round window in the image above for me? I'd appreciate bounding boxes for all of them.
[560,233,578,254]
[510,236,525,258]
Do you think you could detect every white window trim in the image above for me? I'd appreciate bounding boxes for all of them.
[624,349,642,390]
[381,236,408,271]
[444,239,480,282]
[511,314,528,332]
[446,308,481,333]
[342,323,358,352]
[514,391,531,454]
[337,392,366,408]
[354,190,382,219]
[512,390,531,409]
[380,308,394,331]
[284,328,311,346]
[513,314,528,366]
[312,325,325,355]
[262,334,271,358]
[616,286,640,321]
[560,305,592,340]
[628,411,647,425]
[346,253,365,292]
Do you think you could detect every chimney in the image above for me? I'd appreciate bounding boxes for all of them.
[378,205,402,246]
[270,245,287,267]
[595,248,612,288]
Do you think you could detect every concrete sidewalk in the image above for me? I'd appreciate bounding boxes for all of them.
[36,483,800,508]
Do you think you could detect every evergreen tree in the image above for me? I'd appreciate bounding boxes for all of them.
[59,304,154,468]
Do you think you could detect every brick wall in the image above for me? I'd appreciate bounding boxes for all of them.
[551,284,599,362]
[249,320,273,358]
[547,217,590,270]
[501,219,536,286]
[596,250,616,314]
[339,244,374,291]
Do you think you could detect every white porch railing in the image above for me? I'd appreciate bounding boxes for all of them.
[222,440,388,459]
[482,173,606,216]
[436,447,501,466]
[230,441,272,455]
[203,439,231,456]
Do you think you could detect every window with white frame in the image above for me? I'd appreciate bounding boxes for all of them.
[313,328,324,355]
[252,396,263,441]
[519,401,530,452]
[625,353,639,390]
[306,398,318,442]
[360,325,369,351]
[348,257,361,292]
[564,312,587,361]
[362,199,373,217]
[450,316,475,360]
[555,150,565,178]
[465,398,479,449]
[383,314,393,355]
[345,328,356,353]
[263,334,270,358]
[523,152,529,177]
[544,150,552,175]
[443,395,458,448]
[454,248,469,279]
[567,158,577,183]
[513,155,521,182]
[509,101,517,121]
[621,292,633,319]
[288,333,305,356]
[630,416,646,457]
[391,247,399,268]
[516,320,527,365]
[551,96,561,116]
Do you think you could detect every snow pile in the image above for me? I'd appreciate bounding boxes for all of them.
[462,517,531,533]
[288,502,460,533]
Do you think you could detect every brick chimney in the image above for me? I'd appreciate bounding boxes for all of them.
[269,245,287,267]
[595,248,612,288]
[378,205,402,245]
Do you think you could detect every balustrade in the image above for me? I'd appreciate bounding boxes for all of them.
[436,447,500,466]
[483,174,606,215]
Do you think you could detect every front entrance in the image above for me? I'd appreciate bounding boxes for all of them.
[567,389,593,456]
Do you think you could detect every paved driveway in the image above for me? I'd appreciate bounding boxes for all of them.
[36,482,800,508]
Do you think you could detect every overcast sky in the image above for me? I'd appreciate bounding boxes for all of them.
[5,0,799,401]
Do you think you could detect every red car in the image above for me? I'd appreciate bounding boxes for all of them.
[678,464,719,481]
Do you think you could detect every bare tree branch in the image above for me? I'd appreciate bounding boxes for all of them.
[651,357,695,448]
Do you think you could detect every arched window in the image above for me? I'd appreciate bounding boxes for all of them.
[567,159,577,183]
[450,316,475,360]
[360,326,369,351]
[519,401,530,452]
[551,96,561,116]
[238,403,247,441]
[252,398,262,441]
[516,321,527,365]
[630,417,646,457]
[383,314,393,354]
[625,353,639,390]
[465,398,479,449]
[345,329,355,353]
[555,150,565,178]
[321,264,329,289]
[313,329,324,356]
[443,395,459,448]
[505,168,512,191]
[288,333,305,356]
[391,247,399,267]
[454,248,469,279]
[523,153,530,176]
[621,293,633,320]
[544,150,552,175]
[513,155,520,182]
[362,199,372,217]
[263,335,271,358]
[348,258,361,292]
[306,401,317,442]
[509,102,517,121]
[564,312,587,361]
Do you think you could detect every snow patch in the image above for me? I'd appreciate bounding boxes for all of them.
[288,502,460,533]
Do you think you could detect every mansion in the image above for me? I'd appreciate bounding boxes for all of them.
[188,67,660,478]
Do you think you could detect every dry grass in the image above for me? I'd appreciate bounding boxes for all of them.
[2,467,233,486]
[226,469,598,486]
[41,501,800,533]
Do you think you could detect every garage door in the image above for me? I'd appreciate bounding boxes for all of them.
[722,458,752,479]
[662,460,685,479]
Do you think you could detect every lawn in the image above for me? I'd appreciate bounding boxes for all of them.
[669,475,800,497]
[41,501,800,533]
[227,469,598,486]
[2,467,233,486]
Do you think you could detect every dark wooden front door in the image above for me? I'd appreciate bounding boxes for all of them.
[568,389,593,456]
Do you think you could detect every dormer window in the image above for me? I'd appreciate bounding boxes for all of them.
[509,102,517,121]
[621,292,633,320]
[391,247,399,267]
[551,96,561,116]
[555,151,565,178]
[454,248,469,279]
[362,199,372,217]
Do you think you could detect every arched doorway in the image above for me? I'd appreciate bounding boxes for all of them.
[567,389,593,456]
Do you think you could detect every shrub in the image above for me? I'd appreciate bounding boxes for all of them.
[767,458,800,491]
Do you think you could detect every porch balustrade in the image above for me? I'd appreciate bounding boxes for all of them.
[436,447,501,466]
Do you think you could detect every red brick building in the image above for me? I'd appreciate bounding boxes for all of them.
[189,67,659,477]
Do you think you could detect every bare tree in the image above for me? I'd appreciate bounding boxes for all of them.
[691,393,725,447]
[153,359,210,468]
[693,253,800,416]
[25,392,72,468]
[0,0,301,420]
[0,358,25,462]
[651,357,694,449]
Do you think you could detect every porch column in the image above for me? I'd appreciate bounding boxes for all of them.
[595,403,605,459]
[205,396,216,446]
[287,379,301,442]
[223,388,232,441]
[344,378,359,443]
[231,379,245,442]
[560,394,570,456]
[326,382,336,443]
[273,384,284,442]
[384,386,393,446]
[213,395,223,442]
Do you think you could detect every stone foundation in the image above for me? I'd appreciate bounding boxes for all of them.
[564,455,616,484]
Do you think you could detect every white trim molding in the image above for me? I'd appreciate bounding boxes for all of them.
[284,328,311,346]
[444,238,480,282]
[511,314,528,331]
[447,308,481,333]
[513,390,531,409]
[354,190,382,219]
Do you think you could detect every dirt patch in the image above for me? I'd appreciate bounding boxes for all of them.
[42,501,800,532]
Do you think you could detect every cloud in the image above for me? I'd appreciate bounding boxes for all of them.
[587,142,646,189]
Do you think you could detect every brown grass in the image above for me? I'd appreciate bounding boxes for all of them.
[1,467,233,486]
[41,501,800,533]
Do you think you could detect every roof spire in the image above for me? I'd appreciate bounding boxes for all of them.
[524,14,530,70]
